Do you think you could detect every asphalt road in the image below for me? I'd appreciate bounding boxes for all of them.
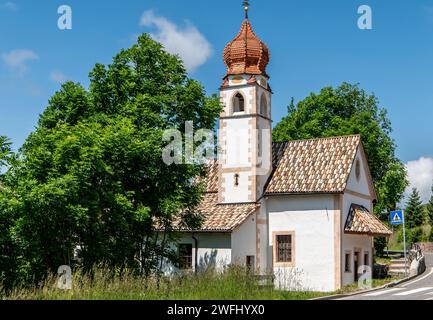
[339,253,433,300]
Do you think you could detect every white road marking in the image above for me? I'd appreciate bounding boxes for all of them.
[363,288,405,297]
[394,287,433,296]
[401,268,433,287]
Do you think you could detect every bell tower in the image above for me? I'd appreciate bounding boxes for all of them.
[218,4,273,204]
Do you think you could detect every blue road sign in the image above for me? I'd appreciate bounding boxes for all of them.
[390,210,404,225]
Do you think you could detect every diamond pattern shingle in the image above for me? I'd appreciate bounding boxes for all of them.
[202,160,219,193]
[345,204,392,237]
[266,135,361,194]
[175,193,259,232]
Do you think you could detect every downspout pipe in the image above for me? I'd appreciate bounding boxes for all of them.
[192,234,199,273]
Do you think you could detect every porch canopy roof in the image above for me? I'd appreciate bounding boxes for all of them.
[345,204,392,237]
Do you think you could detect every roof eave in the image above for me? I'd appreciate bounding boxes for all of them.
[344,231,392,238]
[264,191,345,197]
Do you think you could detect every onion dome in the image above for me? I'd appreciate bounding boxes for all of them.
[223,19,270,77]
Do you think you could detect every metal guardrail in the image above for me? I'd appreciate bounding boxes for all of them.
[384,250,408,257]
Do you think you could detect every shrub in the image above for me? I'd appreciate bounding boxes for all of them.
[398,227,423,246]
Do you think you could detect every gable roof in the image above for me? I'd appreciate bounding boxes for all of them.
[345,204,392,237]
[178,193,259,232]
[266,135,362,195]
[184,135,369,232]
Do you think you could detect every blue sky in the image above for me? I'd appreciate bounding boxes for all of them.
[1,0,433,200]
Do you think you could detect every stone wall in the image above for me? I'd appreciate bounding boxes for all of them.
[417,243,433,253]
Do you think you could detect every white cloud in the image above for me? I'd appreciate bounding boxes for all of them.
[139,10,212,72]
[1,2,17,11]
[50,71,68,84]
[404,157,433,203]
[1,49,39,75]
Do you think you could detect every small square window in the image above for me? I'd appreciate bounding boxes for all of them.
[246,256,255,273]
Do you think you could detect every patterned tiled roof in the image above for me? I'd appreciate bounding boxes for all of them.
[345,204,392,237]
[185,135,364,232]
[223,19,270,76]
[266,135,362,195]
[202,161,219,193]
[173,193,259,232]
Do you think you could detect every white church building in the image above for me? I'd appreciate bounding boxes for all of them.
[169,10,392,292]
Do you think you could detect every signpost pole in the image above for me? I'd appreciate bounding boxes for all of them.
[391,210,407,277]
[402,210,407,277]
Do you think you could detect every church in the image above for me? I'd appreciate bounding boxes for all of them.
[167,5,392,292]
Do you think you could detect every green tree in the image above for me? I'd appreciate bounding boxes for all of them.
[0,136,12,171]
[0,136,20,291]
[426,185,433,225]
[0,34,221,288]
[405,188,424,228]
[273,83,408,217]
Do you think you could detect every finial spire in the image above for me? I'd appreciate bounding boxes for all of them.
[243,0,249,19]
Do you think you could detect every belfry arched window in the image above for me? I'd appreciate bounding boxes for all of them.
[260,94,267,116]
[233,93,245,113]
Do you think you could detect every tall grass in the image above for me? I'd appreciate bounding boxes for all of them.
[2,267,325,300]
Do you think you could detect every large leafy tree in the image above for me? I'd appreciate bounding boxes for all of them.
[273,83,408,217]
[0,136,12,171]
[0,136,20,290]
[0,34,221,287]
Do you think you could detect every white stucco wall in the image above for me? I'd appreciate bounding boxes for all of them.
[223,118,251,168]
[341,147,375,287]
[267,195,337,292]
[346,149,371,196]
[219,81,273,204]
[163,233,232,274]
[342,233,373,286]
[257,201,269,272]
[231,214,257,266]
[222,171,252,203]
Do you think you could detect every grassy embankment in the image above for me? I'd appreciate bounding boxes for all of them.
[2,267,400,300]
[2,268,326,300]
[387,224,432,251]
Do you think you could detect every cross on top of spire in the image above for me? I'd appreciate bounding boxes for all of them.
[243,0,250,19]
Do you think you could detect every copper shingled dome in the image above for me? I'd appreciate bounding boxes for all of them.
[223,19,270,77]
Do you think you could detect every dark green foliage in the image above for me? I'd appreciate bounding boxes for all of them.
[398,227,423,246]
[0,34,221,290]
[0,136,12,170]
[374,238,387,257]
[426,186,433,225]
[408,228,423,245]
[272,83,408,255]
[405,188,424,228]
